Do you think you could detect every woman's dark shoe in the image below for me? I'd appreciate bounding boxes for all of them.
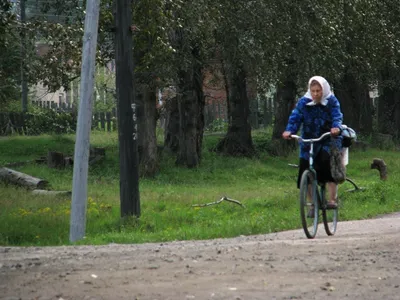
[326,201,338,209]
[307,206,315,218]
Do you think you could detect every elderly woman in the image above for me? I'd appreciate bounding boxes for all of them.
[282,76,343,209]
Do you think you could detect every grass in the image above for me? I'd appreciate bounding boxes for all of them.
[0,130,399,246]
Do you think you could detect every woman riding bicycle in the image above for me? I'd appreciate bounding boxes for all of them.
[282,76,343,209]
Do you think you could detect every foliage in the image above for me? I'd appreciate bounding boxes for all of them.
[23,21,84,92]
[0,132,399,246]
[0,0,20,103]
[93,66,116,113]
[1,0,400,148]
[21,0,85,91]
[205,118,228,133]
[1,0,399,94]
[24,107,77,135]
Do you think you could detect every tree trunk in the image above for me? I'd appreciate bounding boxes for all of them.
[358,87,374,134]
[215,64,254,157]
[133,32,159,176]
[163,96,180,154]
[271,78,297,155]
[334,73,373,134]
[136,85,159,176]
[378,70,400,140]
[221,58,231,127]
[175,52,205,168]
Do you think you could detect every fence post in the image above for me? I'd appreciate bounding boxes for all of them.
[0,113,4,135]
[112,108,117,131]
[92,113,99,130]
[106,112,111,132]
[18,113,25,134]
[100,112,105,131]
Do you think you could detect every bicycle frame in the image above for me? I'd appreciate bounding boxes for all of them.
[291,132,338,238]
[291,132,331,202]
[291,131,331,171]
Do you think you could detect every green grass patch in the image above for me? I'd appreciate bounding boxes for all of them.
[0,131,399,246]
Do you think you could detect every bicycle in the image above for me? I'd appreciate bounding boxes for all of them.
[290,132,338,239]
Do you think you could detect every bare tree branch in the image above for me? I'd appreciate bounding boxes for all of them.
[192,196,245,208]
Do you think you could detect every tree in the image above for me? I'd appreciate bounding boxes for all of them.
[162,0,216,166]
[175,46,205,167]
[213,1,266,157]
[22,0,85,92]
[266,1,346,148]
[215,61,254,156]
[374,0,400,139]
[0,1,20,104]
[131,0,174,175]
[331,1,377,134]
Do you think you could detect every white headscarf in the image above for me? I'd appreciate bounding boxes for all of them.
[304,76,332,106]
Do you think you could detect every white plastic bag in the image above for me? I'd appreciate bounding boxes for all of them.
[342,147,349,166]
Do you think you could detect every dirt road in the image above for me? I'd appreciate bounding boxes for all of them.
[1,215,400,300]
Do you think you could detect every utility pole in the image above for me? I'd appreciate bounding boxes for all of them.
[69,0,100,242]
[115,0,140,217]
[20,0,28,113]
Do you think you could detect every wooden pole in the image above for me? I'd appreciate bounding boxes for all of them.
[115,0,140,217]
[69,0,100,242]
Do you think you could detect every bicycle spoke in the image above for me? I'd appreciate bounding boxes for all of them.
[322,186,338,235]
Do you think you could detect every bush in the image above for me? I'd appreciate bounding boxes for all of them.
[205,118,228,132]
[25,108,77,135]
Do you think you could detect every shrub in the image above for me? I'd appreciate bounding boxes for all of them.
[25,108,77,135]
[205,118,228,132]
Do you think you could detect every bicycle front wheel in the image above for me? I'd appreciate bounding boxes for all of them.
[299,170,319,239]
[323,198,338,236]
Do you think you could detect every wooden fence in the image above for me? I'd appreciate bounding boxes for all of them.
[0,110,118,136]
[32,100,75,110]
[92,110,117,132]
[0,112,27,135]
[1,98,274,135]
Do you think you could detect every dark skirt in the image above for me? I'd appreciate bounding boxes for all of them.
[297,150,334,188]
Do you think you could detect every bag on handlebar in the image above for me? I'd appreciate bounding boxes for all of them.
[341,126,357,147]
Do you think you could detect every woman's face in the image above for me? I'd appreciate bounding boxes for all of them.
[310,83,323,102]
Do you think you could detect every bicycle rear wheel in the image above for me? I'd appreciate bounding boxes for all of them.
[322,193,338,236]
[299,170,319,238]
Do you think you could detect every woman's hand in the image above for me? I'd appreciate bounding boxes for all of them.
[282,131,292,139]
[331,127,341,136]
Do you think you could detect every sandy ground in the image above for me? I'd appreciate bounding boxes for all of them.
[1,214,400,300]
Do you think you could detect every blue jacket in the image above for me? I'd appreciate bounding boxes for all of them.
[285,95,343,160]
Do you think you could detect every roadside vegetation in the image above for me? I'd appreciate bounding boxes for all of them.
[0,131,399,246]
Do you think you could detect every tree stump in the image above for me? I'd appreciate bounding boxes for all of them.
[90,147,106,157]
[0,167,48,189]
[371,158,387,180]
[89,147,106,165]
[47,151,65,169]
[64,156,74,167]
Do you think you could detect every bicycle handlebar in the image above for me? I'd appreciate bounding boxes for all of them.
[290,132,331,143]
